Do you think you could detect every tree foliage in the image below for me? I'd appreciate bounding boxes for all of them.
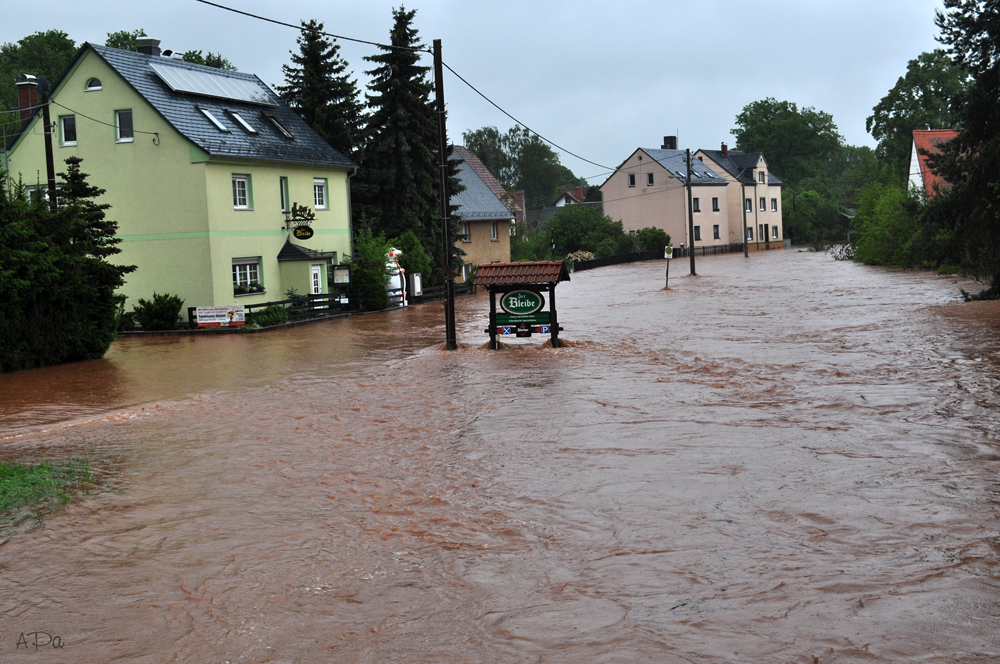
[851,182,921,266]
[0,158,134,370]
[277,20,363,158]
[106,29,235,69]
[636,226,671,252]
[866,50,968,179]
[546,205,636,259]
[180,50,236,71]
[349,225,391,311]
[0,31,76,138]
[104,29,146,51]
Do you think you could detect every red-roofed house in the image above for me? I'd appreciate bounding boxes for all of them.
[909,130,959,198]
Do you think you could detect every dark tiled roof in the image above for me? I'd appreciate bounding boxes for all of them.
[88,44,356,169]
[277,238,338,262]
[473,261,570,286]
[698,149,783,186]
[642,148,728,185]
[450,145,514,220]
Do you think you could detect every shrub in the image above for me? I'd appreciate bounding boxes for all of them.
[131,292,183,331]
[636,227,671,252]
[253,304,289,327]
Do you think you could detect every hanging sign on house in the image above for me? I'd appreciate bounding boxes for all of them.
[196,305,246,327]
[293,225,314,240]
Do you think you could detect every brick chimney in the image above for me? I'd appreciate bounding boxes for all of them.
[574,186,584,201]
[662,136,678,150]
[16,74,39,125]
[137,38,161,56]
[721,142,728,157]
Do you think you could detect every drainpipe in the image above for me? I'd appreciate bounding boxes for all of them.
[346,165,357,261]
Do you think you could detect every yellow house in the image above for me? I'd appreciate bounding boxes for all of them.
[451,145,512,281]
[5,39,356,319]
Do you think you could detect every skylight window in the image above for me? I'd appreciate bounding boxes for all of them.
[227,110,257,134]
[198,106,230,132]
[262,111,293,140]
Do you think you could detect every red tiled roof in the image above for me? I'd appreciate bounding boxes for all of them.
[913,129,959,197]
[473,261,570,286]
[453,145,509,202]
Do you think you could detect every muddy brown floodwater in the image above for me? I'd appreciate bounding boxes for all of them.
[2,250,1000,663]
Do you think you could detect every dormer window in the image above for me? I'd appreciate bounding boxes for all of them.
[226,110,258,134]
[85,78,102,91]
[198,106,230,132]
[758,171,765,184]
[262,111,293,139]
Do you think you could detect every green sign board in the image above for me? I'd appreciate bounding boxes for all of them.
[500,290,544,314]
[496,312,550,325]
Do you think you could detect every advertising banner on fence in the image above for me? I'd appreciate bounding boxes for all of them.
[196,305,246,327]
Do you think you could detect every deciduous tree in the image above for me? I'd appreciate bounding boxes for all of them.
[0,31,76,138]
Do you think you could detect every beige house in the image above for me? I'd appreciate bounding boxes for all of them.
[601,140,731,249]
[451,145,513,281]
[695,144,784,248]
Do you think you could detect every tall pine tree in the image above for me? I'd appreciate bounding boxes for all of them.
[277,19,363,159]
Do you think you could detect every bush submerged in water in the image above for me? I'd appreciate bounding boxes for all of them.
[131,292,183,331]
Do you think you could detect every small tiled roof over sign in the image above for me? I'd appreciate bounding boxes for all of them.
[277,238,338,262]
[473,261,570,286]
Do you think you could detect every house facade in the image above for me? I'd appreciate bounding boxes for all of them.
[5,40,355,318]
[908,129,959,198]
[601,141,730,249]
[695,144,784,248]
[452,145,513,281]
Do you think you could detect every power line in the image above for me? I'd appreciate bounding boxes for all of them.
[50,101,160,143]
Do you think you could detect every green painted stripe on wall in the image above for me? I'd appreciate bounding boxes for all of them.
[117,229,350,242]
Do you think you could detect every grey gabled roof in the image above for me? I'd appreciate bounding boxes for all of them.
[450,146,514,221]
[642,148,728,185]
[699,149,783,186]
[87,44,355,169]
[277,238,338,262]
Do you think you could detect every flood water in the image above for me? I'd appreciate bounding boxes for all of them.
[2,249,1000,663]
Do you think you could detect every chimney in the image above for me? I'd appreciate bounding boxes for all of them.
[662,135,677,150]
[721,142,728,157]
[574,186,584,201]
[16,74,38,125]
[137,38,161,56]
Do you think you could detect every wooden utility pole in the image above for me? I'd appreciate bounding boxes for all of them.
[37,75,57,212]
[433,39,457,350]
[686,149,696,275]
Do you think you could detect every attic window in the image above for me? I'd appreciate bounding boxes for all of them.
[262,111,294,140]
[227,110,257,134]
[198,106,230,132]
[85,78,102,91]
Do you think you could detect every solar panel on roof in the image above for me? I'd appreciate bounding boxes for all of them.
[150,62,277,106]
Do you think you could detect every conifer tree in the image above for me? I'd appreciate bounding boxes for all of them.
[277,20,363,159]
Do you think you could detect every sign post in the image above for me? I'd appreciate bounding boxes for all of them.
[664,245,672,289]
[474,262,570,350]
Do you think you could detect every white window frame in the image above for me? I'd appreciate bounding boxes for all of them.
[713,224,720,240]
[262,111,294,139]
[232,174,251,210]
[279,176,289,213]
[199,107,230,132]
[460,221,471,242]
[60,115,77,147]
[116,109,134,143]
[758,171,765,184]
[627,173,636,187]
[692,197,700,213]
[772,225,779,239]
[85,78,102,91]
[490,221,498,241]
[227,110,258,134]
[771,198,778,212]
[646,172,654,186]
[232,257,262,292]
[313,178,328,209]
[760,197,766,211]
[745,198,752,213]
[746,226,754,241]
[25,185,64,208]
[712,197,719,212]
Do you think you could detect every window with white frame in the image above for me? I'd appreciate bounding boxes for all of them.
[647,172,654,186]
[232,174,250,209]
[199,107,230,132]
[490,221,498,241]
[628,173,636,187]
[279,176,289,212]
[759,197,766,211]
[713,224,720,240]
[772,225,779,239]
[60,116,77,146]
[758,171,765,184]
[227,110,257,134]
[693,197,701,213]
[712,197,719,211]
[745,198,752,212]
[746,226,754,241]
[694,225,702,241]
[25,185,63,208]
[232,257,262,293]
[85,78,102,91]
[313,178,327,209]
[771,198,777,212]
[116,110,133,142]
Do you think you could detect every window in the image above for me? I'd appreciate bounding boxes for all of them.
[694,225,702,241]
[712,197,719,212]
[232,174,251,209]
[628,173,636,187]
[647,172,654,186]
[262,111,294,139]
[60,116,77,146]
[227,110,257,134]
[746,226,754,241]
[462,263,472,281]
[25,185,63,208]
[693,197,700,213]
[772,225,779,239]
[628,229,637,236]
[490,221,498,241]
[199,107,230,132]
[771,198,778,212]
[279,176,289,212]
[85,78,102,91]
[760,197,766,211]
[759,224,764,238]
[313,178,328,209]
[116,110,133,142]
[745,198,752,212]
[459,221,470,241]
[713,224,720,240]
[758,171,765,184]
[232,257,263,294]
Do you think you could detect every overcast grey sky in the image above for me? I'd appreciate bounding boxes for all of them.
[6,0,945,182]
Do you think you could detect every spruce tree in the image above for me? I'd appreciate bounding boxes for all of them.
[277,20,363,159]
